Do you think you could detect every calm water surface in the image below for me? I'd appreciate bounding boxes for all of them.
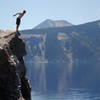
[32,88,100,100]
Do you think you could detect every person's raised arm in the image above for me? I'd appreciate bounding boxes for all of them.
[13,13,18,17]
[13,13,21,17]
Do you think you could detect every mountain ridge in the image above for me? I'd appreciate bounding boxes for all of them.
[21,19,100,32]
[34,19,73,29]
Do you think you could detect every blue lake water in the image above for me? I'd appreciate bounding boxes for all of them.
[31,88,100,100]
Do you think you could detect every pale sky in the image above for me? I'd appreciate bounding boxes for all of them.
[0,0,100,30]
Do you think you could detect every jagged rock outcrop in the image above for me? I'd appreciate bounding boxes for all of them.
[0,31,31,100]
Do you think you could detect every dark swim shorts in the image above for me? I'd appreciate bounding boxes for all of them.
[16,17,20,26]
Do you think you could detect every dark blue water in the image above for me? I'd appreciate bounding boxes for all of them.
[32,89,100,100]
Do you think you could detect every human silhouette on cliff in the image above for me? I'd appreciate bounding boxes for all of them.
[13,10,26,35]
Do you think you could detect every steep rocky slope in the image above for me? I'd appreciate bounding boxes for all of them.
[0,31,31,100]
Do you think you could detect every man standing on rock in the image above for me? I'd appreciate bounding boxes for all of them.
[13,10,26,35]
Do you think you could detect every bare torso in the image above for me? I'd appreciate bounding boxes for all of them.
[18,13,24,19]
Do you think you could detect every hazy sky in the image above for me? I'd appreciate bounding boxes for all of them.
[0,0,100,30]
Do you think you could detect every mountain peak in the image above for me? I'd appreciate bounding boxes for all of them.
[34,19,73,29]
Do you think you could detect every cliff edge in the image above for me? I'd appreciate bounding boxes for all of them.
[0,31,31,100]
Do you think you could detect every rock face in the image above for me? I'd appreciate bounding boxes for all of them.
[22,20,100,93]
[0,31,31,100]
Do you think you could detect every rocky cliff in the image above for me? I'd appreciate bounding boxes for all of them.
[0,31,31,100]
[22,20,100,93]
